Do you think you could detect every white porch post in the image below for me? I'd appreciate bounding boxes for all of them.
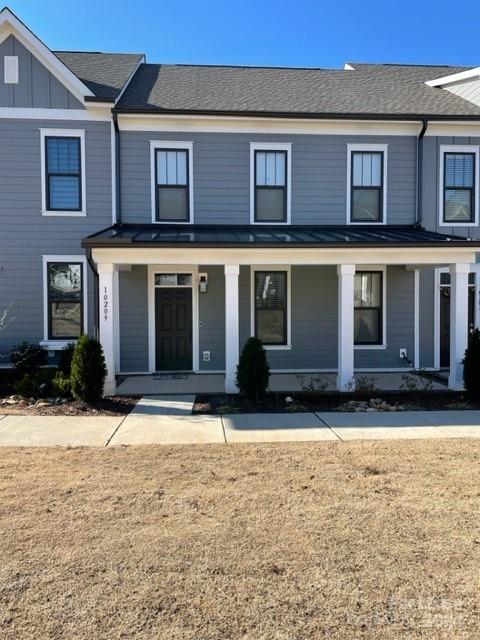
[224,264,240,394]
[97,263,117,396]
[448,263,470,390]
[337,264,355,391]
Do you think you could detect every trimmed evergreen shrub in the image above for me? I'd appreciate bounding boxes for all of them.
[14,373,40,398]
[70,335,107,402]
[236,337,270,400]
[58,343,75,376]
[51,371,72,398]
[463,328,480,400]
[10,342,47,373]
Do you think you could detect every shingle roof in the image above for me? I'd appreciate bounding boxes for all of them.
[115,61,480,118]
[54,51,144,101]
[82,224,480,249]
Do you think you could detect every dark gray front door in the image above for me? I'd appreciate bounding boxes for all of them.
[155,288,192,371]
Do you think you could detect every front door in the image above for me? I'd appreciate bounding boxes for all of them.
[155,288,193,371]
[439,274,476,367]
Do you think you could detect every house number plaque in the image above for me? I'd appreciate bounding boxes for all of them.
[103,286,109,321]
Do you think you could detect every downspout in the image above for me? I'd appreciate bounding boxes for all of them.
[415,118,428,225]
[113,111,122,225]
[85,247,99,340]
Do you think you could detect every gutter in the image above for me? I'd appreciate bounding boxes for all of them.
[112,112,122,224]
[415,118,428,225]
[85,247,99,340]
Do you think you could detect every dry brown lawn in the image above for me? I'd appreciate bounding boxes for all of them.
[0,440,479,639]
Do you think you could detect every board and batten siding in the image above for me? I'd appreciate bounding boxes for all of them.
[120,131,417,226]
[0,35,83,109]
[0,118,112,356]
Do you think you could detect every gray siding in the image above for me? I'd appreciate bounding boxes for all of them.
[119,266,148,372]
[0,118,112,357]
[199,265,225,370]
[419,268,435,369]
[0,36,83,109]
[120,131,416,226]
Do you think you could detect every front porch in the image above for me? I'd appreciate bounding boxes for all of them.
[116,372,447,395]
[82,223,480,396]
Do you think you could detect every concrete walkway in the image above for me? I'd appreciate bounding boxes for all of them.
[1,398,480,446]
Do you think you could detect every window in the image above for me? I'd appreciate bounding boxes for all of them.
[254,270,288,345]
[354,271,383,345]
[440,146,479,226]
[250,143,291,224]
[40,129,85,216]
[443,153,475,223]
[47,262,83,339]
[255,151,287,222]
[351,151,383,222]
[155,148,190,221]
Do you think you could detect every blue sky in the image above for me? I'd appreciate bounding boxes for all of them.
[7,0,480,68]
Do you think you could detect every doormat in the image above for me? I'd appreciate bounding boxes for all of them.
[153,373,189,380]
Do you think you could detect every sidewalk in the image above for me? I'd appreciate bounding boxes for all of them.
[1,396,480,446]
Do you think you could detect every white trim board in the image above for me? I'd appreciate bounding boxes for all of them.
[249,142,292,225]
[0,107,111,121]
[438,145,480,228]
[40,128,87,217]
[346,143,388,225]
[41,254,88,349]
[147,265,199,373]
[149,140,194,224]
[250,265,292,350]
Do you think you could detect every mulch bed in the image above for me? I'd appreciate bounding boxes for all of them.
[193,390,480,414]
[0,396,139,416]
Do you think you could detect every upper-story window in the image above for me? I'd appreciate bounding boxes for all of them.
[347,144,388,224]
[250,143,291,224]
[440,146,479,226]
[40,129,86,217]
[150,141,194,223]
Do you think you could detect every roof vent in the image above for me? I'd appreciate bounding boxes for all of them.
[4,56,18,84]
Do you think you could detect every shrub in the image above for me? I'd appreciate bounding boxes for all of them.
[298,374,332,395]
[58,343,75,376]
[10,342,47,373]
[51,371,72,398]
[14,373,40,398]
[236,337,270,400]
[463,328,480,400]
[70,335,107,402]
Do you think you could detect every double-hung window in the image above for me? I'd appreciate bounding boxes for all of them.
[347,145,387,223]
[46,261,84,340]
[441,149,477,224]
[152,143,193,222]
[253,270,289,346]
[354,271,383,345]
[250,143,291,224]
[41,129,85,215]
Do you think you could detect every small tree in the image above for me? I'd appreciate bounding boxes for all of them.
[463,328,480,400]
[236,337,270,400]
[70,335,107,402]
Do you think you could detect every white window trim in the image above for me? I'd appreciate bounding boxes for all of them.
[250,265,291,350]
[346,143,388,225]
[40,255,88,350]
[40,129,86,217]
[150,141,194,224]
[438,145,479,227]
[354,264,387,350]
[147,265,199,372]
[249,142,292,225]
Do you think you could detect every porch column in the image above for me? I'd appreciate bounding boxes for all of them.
[337,264,355,391]
[224,264,240,393]
[448,263,470,390]
[97,263,117,396]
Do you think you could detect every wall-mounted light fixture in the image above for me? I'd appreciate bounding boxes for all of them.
[199,272,208,293]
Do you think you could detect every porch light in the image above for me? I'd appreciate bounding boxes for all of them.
[199,273,208,293]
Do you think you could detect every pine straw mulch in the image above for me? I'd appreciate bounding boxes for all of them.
[0,439,479,639]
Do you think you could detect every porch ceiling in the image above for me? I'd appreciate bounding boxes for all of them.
[83,224,480,250]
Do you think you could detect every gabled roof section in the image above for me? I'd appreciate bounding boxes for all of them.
[0,7,95,103]
[425,66,480,87]
[116,61,480,118]
[55,51,145,102]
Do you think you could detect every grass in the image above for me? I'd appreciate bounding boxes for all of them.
[0,440,479,639]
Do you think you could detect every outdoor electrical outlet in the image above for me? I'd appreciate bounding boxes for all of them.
[400,348,407,359]
[203,351,211,362]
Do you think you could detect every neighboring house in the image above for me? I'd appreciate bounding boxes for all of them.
[1,7,480,394]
